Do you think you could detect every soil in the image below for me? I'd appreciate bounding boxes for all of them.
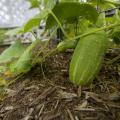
[0,47,120,120]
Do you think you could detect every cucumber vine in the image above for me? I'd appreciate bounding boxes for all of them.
[0,0,120,88]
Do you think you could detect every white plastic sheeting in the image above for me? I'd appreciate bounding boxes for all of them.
[0,0,39,28]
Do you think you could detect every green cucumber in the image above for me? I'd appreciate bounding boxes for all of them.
[69,30,108,86]
[57,40,77,52]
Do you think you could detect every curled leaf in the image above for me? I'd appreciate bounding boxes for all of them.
[46,2,98,29]
[10,40,40,74]
[0,41,26,64]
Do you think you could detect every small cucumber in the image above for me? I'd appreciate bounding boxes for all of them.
[57,40,77,52]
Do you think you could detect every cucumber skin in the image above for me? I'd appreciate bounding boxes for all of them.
[57,40,77,52]
[69,31,108,86]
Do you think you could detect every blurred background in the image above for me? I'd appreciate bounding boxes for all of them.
[0,0,39,28]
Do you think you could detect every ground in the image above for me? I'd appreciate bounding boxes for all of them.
[0,48,120,120]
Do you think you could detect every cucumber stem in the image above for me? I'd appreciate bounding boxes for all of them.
[49,10,70,39]
[69,23,120,41]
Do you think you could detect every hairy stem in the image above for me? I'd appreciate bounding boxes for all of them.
[49,10,70,39]
[68,22,120,41]
[32,26,58,64]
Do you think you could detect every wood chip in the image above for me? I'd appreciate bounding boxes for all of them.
[77,100,88,109]
[85,92,103,103]
[75,107,95,112]
[109,92,120,101]
[57,90,77,100]
[67,108,75,120]
[30,87,56,106]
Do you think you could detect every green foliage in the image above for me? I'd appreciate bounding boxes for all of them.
[46,2,99,29]
[23,9,49,32]
[59,0,79,2]
[0,66,6,73]
[28,0,40,8]
[104,0,120,6]
[44,0,57,9]
[5,28,24,36]
[10,40,40,74]
[89,0,120,7]
[0,29,8,43]
[0,41,26,64]
[111,27,120,44]
[96,13,106,27]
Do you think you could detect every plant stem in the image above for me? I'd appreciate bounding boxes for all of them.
[34,48,58,64]
[43,48,57,61]
[49,10,70,39]
[68,23,120,41]
[34,23,120,64]
[32,26,58,64]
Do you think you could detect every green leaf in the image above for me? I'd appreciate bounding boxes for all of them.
[5,27,24,36]
[96,13,106,27]
[105,9,120,24]
[28,0,40,8]
[0,29,7,43]
[111,26,120,44]
[0,66,6,73]
[46,2,99,29]
[89,0,108,5]
[59,0,79,2]
[23,9,49,32]
[0,78,7,88]
[78,19,91,34]
[89,0,117,10]
[105,0,120,6]
[0,41,26,64]
[10,40,40,74]
[44,0,57,9]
